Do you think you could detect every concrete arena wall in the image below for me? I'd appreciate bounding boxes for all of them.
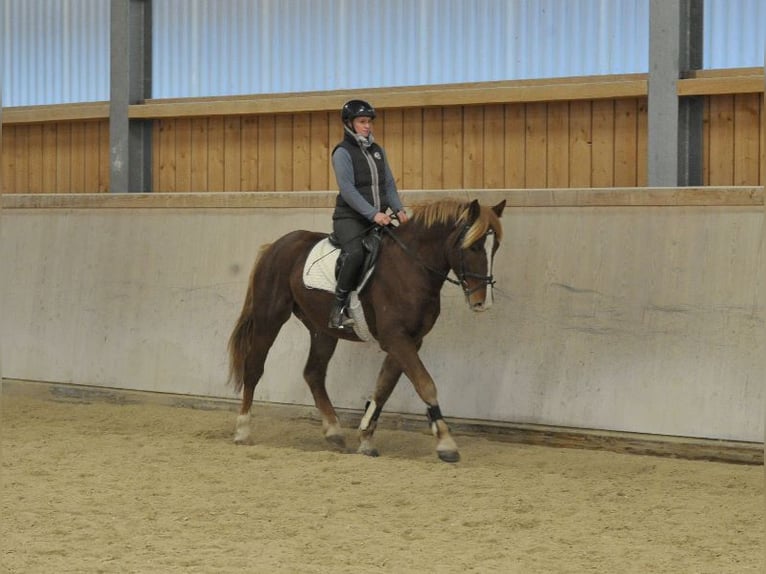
[1,191,763,443]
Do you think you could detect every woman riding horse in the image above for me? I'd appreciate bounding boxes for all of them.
[329,99,409,329]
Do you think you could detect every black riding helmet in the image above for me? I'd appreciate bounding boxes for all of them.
[341,99,376,128]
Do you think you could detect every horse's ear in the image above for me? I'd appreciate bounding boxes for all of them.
[467,199,481,222]
[492,200,506,218]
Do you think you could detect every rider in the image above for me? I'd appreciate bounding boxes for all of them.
[329,99,409,329]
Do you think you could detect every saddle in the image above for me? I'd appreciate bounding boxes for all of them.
[302,228,384,342]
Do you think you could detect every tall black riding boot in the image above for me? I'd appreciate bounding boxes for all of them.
[329,288,355,329]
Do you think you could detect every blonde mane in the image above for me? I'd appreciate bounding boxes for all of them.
[409,199,503,247]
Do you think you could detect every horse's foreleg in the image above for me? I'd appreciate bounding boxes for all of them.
[357,353,406,457]
[303,331,344,449]
[385,341,460,463]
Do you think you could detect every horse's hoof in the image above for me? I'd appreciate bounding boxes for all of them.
[325,433,347,450]
[437,450,460,463]
[357,445,380,457]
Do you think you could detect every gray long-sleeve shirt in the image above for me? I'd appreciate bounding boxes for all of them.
[332,146,404,222]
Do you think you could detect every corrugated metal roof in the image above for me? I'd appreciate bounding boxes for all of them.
[2,0,763,106]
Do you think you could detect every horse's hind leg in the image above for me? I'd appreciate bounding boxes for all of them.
[357,353,406,457]
[303,331,344,449]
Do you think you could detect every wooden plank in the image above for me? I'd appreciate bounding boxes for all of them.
[223,116,242,192]
[2,187,761,210]
[175,118,192,192]
[308,112,329,191]
[27,124,44,193]
[421,107,443,189]
[257,115,276,191]
[524,102,547,188]
[708,95,735,185]
[569,100,592,188]
[636,99,648,187]
[41,124,58,192]
[241,116,259,192]
[82,121,100,193]
[733,93,760,185]
[70,123,86,192]
[442,107,463,188]
[291,113,311,191]
[482,104,505,189]
[614,99,638,186]
[400,108,423,190]
[462,105,484,188]
[190,118,209,192]
[3,126,15,193]
[156,119,176,192]
[98,120,110,193]
[546,101,570,188]
[274,114,293,191]
[14,125,29,192]
[3,102,109,124]
[207,117,225,191]
[504,103,525,188]
[591,99,615,187]
[56,123,72,193]
[382,109,404,189]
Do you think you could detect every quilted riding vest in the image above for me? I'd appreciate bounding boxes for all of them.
[333,133,389,219]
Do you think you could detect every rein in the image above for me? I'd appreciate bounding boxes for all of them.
[382,223,496,298]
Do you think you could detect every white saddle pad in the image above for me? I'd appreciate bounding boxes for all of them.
[303,238,373,342]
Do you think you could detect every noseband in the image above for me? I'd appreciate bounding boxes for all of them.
[454,225,496,299]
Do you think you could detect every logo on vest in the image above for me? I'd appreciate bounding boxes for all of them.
[373,151,382,160]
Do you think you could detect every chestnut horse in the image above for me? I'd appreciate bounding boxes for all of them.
[228,198,505,462]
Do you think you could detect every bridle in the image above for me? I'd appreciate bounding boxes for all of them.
[382,222,497,300]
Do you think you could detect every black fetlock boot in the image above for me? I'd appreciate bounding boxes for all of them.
[329,289,355,329]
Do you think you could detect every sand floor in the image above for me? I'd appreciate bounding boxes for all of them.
[1,386,763,573]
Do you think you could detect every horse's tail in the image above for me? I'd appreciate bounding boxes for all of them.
[227,243,271,393]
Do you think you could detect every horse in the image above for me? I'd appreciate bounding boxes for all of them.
[228,198,505,462]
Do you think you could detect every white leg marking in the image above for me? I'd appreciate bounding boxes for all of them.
[234,413,252,444]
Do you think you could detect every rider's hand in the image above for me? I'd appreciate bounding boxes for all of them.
[373,212,391,226]
[396,210,409,224]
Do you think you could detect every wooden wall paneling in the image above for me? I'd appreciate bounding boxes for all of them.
[257,116,276,191]
[14,125,29,192]
[525,102,548,188]
[291,113,311,191]
[207,117,225,191]
[760,95,764,186]
[42,124,58,192]
[442,107,463,188]
[614,98,638,186]
[702,96,711,185]
[174,118,192,192]
[482,104,505,188]
[274,114,293,191]
[381,109,404,188]
[83,121,101,192]
[240,116,259,191]
[56,123,72,192]
[190,118,209,192]
[157,119,176,192]
[3,126,15,193]
[98,120,110,192]
[591,99,615,187]
[733,93,760,185]
[636,99,648,186]
[422,107,444,189]
[569,100,592,188]
[223,116,242,191]
[462,105,484,189]
[547,101,570,188]
[401,108,423,190]
[708,95,735,185]
[504,103,526,188]
[27,124,43,193]
[308,111,329,191]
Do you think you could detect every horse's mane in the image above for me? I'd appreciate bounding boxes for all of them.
[409,199,503,247]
